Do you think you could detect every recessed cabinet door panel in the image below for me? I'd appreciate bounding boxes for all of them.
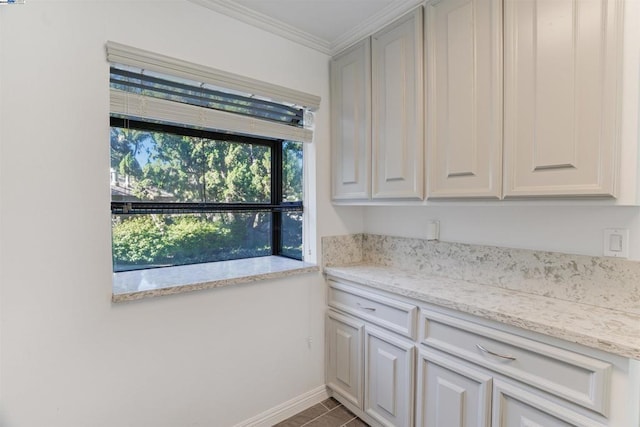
[331,39,371,200]
[365,326,415,427]
[503,0,622,197]
[326,310,364,409]
[426,0,502,198]
[492,380,606,427]
[416,349,492,427]
[372,8,424,200]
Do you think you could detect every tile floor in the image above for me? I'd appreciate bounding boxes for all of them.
[273,398,369,427]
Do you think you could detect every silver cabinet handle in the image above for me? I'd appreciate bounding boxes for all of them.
[476,344,516,361]
[356,302,376,312]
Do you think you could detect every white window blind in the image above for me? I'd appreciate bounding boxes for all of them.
[106,41,319,143]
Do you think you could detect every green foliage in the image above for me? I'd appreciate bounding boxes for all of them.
[119,152,142,178]
[111,128,146,173]
[165,215,228,261]
[111,216,169,264]
[283,141,303,201]
[110,127,303,271]
[112,215,228,269]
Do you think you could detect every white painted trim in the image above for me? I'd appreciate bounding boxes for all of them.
[331,0,424,55]
[106,41,321,110]
[186,0,425,56]
[232,385,330,427]
[186,0,332,54]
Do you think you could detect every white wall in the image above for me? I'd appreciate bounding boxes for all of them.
[0,2,4,409]
[363,205,640,260]
[0,1,361,426]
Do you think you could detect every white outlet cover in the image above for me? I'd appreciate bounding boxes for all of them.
[426,220,439,241]
[603,228,629,258]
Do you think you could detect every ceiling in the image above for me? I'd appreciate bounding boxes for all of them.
[188,0,424,55]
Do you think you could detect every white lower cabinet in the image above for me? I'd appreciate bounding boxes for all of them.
[416,348,492,427]
[416,347,609,427]
[325,311,415,427]
[325,278,638,427]
[326,280,418,427]
[491,380,606,427]
[365,327,415,427]
[326,310,364,409]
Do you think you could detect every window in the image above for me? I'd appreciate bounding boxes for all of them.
[107,42,317,275]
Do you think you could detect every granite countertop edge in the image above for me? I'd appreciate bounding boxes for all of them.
[324,264,640,361]
[113,264,320,303]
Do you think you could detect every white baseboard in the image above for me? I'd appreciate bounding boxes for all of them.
[233,385,330,427]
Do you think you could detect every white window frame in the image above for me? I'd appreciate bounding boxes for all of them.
[107,42,320,302]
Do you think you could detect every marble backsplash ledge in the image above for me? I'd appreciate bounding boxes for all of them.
[325,233,640,316]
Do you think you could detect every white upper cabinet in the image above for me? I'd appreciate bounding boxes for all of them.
[331,0,633,203]
[371,7,425,200]
[426,0,503,199]
[503,0,623,198]
[331,39,372,200]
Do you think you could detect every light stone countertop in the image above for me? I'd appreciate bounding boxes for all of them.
[324,264,640,360]
[113,256,319,302]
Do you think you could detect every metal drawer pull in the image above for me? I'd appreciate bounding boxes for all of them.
[356,302,376,312]
[476,344,516,361]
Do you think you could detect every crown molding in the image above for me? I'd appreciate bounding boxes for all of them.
[330,0,424,55]
[187,0,332,55]
[188,0,425,57]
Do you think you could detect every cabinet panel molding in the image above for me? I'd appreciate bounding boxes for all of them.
[426,0,503,198]
[492,379,606,427]
[372,7,424,200]
[417,348,492,427]
[331,39,372,200]
[365,326,415,427]
[326,310,365,409]
[503,0,623,197]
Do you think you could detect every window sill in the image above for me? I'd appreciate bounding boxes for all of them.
[112,256,319,303]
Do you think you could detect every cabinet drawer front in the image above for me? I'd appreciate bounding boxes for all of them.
[420,309,611,415]
[328,280,417,339]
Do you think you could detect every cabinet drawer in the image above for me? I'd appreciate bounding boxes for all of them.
[328,280,417,339]
[420,309,612,416]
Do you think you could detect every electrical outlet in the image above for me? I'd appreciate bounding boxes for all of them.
[603,228,629,258]
[426,220,439,241]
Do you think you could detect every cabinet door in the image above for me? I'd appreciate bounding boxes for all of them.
[492,380,606,427]
[326,310,364,409]
[426,0,502,199]
[365,326,415,427]
[503,0,622,197]
[372,7,424,200]
[416,349,492,427]
[331,39,372,200]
